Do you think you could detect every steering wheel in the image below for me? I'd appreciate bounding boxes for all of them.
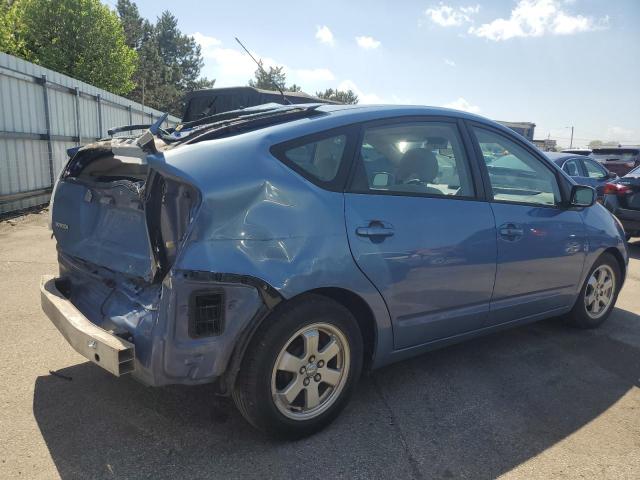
[404,178,424,185]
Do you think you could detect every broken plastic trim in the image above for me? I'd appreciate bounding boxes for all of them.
[177,270,282,310]
[108,112,169,137]
[176,106,325,145]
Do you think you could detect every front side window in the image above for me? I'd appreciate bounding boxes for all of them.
[583,159,607,179]
[281,134,347,182]
[473,127,561,206]
[350,122,474,197]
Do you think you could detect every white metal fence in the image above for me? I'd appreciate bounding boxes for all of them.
[0,53,180,216]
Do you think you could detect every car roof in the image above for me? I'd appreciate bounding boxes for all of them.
[315,103,489,122]
[244,103,528,144]
[177,103,542,152]
[544,152,584,164]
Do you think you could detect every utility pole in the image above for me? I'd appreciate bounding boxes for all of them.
[569,126,574,149]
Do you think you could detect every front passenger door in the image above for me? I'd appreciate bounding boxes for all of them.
[471,126,587,326]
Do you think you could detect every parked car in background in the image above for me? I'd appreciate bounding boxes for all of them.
[41,104,628,438]
[603,165,640,239]
[561,149,591,156]
[590,146,640,176]
[546,152,617,200]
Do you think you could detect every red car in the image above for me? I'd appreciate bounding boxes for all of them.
[590,147,640,176]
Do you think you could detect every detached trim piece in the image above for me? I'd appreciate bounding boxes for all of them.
[40,275,135,376]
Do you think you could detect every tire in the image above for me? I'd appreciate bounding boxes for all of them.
[232,294,363,438]
[565,252,621,329]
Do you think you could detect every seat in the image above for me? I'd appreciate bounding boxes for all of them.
[395,148,442,194]
[565,162,579,176]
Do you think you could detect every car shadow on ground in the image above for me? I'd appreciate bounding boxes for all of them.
[33,309,640,480]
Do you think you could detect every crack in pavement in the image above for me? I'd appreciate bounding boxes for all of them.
[371,375,426,480]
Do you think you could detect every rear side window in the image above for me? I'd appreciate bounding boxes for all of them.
[283,135,347,182]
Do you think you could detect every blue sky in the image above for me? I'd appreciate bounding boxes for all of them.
[116,0,639,148]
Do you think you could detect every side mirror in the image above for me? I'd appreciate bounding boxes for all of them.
[372,172,393,187]
[570,185,596,207]
[607,171,618,179]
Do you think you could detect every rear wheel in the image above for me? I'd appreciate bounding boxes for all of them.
[565,253,621,329]
[232,295,363,438]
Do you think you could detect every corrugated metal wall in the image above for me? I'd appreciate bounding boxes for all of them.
[0,53,181,216]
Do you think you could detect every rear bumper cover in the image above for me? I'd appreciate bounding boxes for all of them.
[40,275,135,376]
[41,264,272,388]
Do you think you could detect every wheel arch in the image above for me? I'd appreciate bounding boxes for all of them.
[222,286,379,395]
[603,246,627,282]
[306,287,377,373]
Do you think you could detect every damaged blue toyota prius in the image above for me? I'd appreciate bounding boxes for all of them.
[41,103,628,437]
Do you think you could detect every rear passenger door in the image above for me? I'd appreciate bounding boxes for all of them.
[344,118,497,349]
[470,125,587,326]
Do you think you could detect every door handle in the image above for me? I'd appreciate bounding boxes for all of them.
[356,222,394,238]
[499,223,524,240]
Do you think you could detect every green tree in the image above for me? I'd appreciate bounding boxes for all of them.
[316,88,359,104]
[249,61,286,90]
[248,61,302,92]
[116,1,214,115]
[4,0,137,95]
[0,1,21,53]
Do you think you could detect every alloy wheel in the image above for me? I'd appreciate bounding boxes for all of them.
[271,322,350,421]
[584,264,615,319]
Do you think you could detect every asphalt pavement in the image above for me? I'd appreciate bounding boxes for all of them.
[1,211,639,479]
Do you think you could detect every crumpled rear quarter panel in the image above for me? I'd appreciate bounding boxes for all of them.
[162,132,393,366]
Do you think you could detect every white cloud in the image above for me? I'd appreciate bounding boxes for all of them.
[192,33,334,89]
[605,126,635,142]
[424,3,480,27]
[356,35,381,49]
[295,68,335,82]
[337,80,382,104]
[192,32,222,49]
[444,58,456,67]
[468,0,608,41]
[336,80,411,105]
[316,25,335,46]
[442,97,481,113]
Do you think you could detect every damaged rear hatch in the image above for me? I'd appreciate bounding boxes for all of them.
[52,137,197,283]
[52,104,325,284]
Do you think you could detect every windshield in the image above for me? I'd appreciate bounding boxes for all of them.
[591,149,639,160]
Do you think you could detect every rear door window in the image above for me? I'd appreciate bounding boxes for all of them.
[583,159,608,179]
[562,159,582,176]
[349,121,475,198]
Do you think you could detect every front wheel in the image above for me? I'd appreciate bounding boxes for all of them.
[232,295,363,438]
[565,253,621,329]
